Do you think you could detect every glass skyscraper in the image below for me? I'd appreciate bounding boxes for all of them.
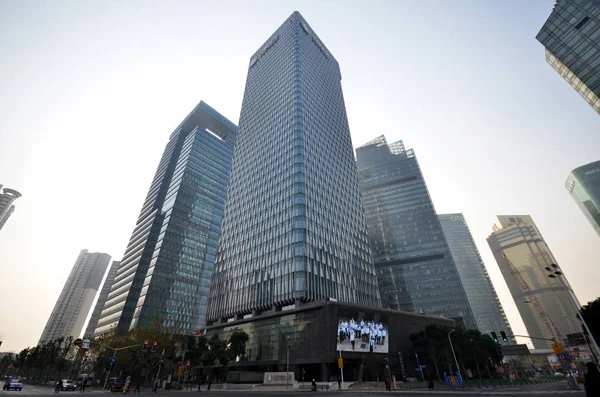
[566,160,600,237]
[206,12,381,324]
[438,214,511,336]
[85,260,120,338]
[0,185,21,232]
[95,101,237,335]
[355,136,476,329]
[487,215,581,350]
[536,0,600,114]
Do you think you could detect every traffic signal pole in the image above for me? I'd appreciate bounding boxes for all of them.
[101,344,142,391]
[339,350,344,389]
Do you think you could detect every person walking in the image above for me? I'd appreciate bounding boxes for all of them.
[337,377,342,390]
[55,379,63,394]
[133,381,141,393]
[80,378,87,393]
[152,379,159,393]
[584,362,600,397]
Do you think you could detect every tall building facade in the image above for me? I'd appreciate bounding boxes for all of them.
[355,136,476,329]
[536,0,600,114]
[0,185,22,231]
[438,214,512,336]
[566,160,600,237]
[206,12,381,324]
[487,216,581,349]
[84,260,120,338]
[95,101,237,335]
[39,250,110,343]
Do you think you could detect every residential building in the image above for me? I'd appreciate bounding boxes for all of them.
[536,0,600,114]
[206,12,381,325]
[39,250,110,343]
[438,213,512,336]
[487,216,581,350]
[566,160,600,237]
[0,185,22,231]
[84,260,120,338]
[355,136,476,329]
[95,101,237,335]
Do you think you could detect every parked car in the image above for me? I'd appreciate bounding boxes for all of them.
[61,380,76,391]
[106,378,125,392]
[3,379,23,391]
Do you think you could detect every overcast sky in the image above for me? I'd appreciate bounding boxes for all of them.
[1,0,599,353]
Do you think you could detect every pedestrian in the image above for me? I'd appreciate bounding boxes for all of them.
[584,362,600,397]
[152,379,159,393]
[207,377,212,391]
[311,379,317,392]
[80,379,87,393]
[337,377,341,390]
[428,380,434,390]
[55,379,63,394]
[133,382,141,393]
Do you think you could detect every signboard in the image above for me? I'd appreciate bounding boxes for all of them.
[499,344,530,356]
[82,339,90,349]
[73,338,83,346]
[566,333,586,346]
[177,366,185,377]
[337,358,343,369]
[551,343,564,354]
[263,372,294,385]
[110,356,117,364]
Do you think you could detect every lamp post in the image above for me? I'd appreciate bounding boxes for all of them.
[545,264,600,358]
[523,299,560,343]
[448,329,462,381]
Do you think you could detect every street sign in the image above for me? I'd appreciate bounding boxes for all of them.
[73,338,83,346]
[557,353,567,361]
[566,333,586,346]
[82,339,90,349]
[177,366,185,377]
[337,358,343,369]
[551,343,564,354]
[110,356,117,364]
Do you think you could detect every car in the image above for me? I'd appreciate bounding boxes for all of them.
[3,379,23,391]
[61,380,76,391]
[110,379,125,393]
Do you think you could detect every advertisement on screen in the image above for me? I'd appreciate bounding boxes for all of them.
[336,310,389,353]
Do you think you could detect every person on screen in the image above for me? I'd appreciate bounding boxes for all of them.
[382,328,387,345]
[350,331,355,350]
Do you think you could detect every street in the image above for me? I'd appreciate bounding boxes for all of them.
[0,381,585,397]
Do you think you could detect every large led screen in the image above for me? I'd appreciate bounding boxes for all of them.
[336,310,389,353]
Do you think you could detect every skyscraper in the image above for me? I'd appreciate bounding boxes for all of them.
[536,0,600,114]
[487,216,581,349]
[206,12,381,324]
[566,160,600,237]
[39,250,110,343]
[0,185,22,231]
[355,136,476,329]
[438,214,511,336]
[95,101,237,335]
[84,260,120,338]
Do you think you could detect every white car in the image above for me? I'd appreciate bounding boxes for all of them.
[3,379,23,391]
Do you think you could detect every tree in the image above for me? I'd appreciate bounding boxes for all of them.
[581,297,600,344]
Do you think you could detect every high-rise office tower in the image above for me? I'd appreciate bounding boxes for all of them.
[0,185,22,231]
[39,250,110,343]
[84,260,120,338]
[206,12,381,324]
[355,136,476,329]
[95,102,237,335]
[487,216,581,349]
[536,0,600,114]
[438,214,511,336]
[566,160,600,237]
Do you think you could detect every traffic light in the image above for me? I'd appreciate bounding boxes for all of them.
[151,341,158,353]
[384,358,389,369]
[491,332,499,343]
[186,360,191,368]
[142,340,149,352]
[500,331,508,343]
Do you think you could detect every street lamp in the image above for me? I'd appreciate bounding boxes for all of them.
[523,299,560,343]
[448,329,462,381]
[545,264,600,358]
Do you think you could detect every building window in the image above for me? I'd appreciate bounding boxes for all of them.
[575,16,590,30]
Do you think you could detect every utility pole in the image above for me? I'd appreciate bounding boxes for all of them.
[285,335,290,390]
[339,350,344,389]
[156,349,165,388]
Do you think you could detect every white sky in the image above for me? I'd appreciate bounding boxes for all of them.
[1,0,599,353]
